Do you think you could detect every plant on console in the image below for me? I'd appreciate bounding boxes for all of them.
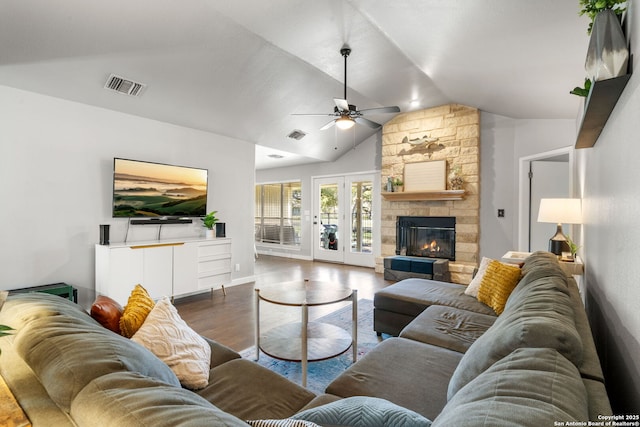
[201,211,219,230]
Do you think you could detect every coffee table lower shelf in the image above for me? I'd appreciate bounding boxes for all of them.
[259,322,352,361]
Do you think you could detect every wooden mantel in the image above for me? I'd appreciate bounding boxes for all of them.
[381,190,465,201]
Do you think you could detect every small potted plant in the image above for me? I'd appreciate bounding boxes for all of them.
[201,211,219,239]
[566,235,581,261]
[579,0,628,82]
[579,0,626,35]
[393,178,404,193]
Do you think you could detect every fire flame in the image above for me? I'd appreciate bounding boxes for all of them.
[422,240,440,252]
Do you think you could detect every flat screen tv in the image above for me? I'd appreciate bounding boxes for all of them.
[113,158,208,218]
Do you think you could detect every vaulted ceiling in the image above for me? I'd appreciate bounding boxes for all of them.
[0,1,589,169]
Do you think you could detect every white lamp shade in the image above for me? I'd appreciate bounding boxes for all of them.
[537,198,582,224]
[335,116,355,130]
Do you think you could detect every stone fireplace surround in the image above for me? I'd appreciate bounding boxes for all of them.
[376,104,479,284]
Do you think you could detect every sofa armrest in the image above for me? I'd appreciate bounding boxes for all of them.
[202,337,241,368]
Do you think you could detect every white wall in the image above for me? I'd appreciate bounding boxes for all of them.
[575,1,640,412]
[255,132,381,259]
[0,86,256,307]
[479,112,517,259]
[479,113,576,259]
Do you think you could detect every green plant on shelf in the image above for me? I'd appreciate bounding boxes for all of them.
[570,78,592,97]
[566,235,581,258]
[578,0,627,35]
[201,211,219,230]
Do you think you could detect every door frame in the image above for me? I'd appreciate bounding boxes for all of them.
[517,146,574,251]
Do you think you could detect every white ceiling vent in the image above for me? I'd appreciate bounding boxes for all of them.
[287,129,307,140]
[104,74,146,97]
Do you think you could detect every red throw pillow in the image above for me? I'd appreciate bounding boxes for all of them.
[90,295,124,334]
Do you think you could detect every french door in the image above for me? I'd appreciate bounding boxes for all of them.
[313,174,375,267]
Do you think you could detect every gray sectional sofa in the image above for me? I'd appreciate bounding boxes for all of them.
[0,251,611,426]
[327,251,612,424]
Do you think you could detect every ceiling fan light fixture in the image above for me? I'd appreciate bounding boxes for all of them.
[335,116,355,130]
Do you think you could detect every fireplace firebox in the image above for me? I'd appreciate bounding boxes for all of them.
[396,216,456,261]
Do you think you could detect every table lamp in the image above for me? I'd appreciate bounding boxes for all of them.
[537,198,582,257]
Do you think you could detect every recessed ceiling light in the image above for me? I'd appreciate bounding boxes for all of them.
[268,154,285,159]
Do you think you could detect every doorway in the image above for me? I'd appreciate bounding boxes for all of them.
[312,173,376,267]
[518,147,574,252]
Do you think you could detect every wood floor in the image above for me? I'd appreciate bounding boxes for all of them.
[175,255,392,352]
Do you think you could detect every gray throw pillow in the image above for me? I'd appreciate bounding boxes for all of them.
[292,396,432,427]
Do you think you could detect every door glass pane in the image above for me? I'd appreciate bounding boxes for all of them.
[320,183,339,250]
[350,181,372,254]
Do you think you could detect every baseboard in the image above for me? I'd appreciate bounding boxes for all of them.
[256,251,313,261]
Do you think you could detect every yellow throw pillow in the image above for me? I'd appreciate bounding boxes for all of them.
[477,260,521,315]
[119,284,155,338]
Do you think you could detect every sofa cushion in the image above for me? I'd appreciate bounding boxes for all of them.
[292,396,432,427]
[447,264,583,399]
[520,251,568,279]
[326,337,462,420]
[433,348,588,426]
[399,305,496,353]
[71,371,249,427]
[12,295,180,412]
[131,297,211,390]
[374,279,496,318]
[90,295,123,334]
[120,284,155,338]
[198,358,316,420]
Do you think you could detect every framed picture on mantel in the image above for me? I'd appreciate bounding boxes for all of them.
[403,160,446,192]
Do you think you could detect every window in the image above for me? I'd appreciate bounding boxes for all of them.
[255,182,302,246]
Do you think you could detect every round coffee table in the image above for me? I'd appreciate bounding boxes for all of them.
[254,280,358,387]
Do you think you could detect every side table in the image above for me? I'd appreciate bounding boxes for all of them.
[254,280,357,387]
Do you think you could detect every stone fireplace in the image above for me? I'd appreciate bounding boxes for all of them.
[376,104,480,284]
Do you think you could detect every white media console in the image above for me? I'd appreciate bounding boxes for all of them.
[95,237,231,306]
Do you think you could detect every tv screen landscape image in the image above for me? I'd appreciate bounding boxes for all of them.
[113,158,208,218]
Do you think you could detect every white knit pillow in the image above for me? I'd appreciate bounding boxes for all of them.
[465,257,493,297]
[132,297,211,389]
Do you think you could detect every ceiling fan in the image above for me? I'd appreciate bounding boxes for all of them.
[293,46,400,130]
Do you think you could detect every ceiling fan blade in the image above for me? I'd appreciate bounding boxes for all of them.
[354,117,381,129]
[320,119,337,131]
[334,98,349,112]
[358,106,401,115]
[292,113,337,117]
